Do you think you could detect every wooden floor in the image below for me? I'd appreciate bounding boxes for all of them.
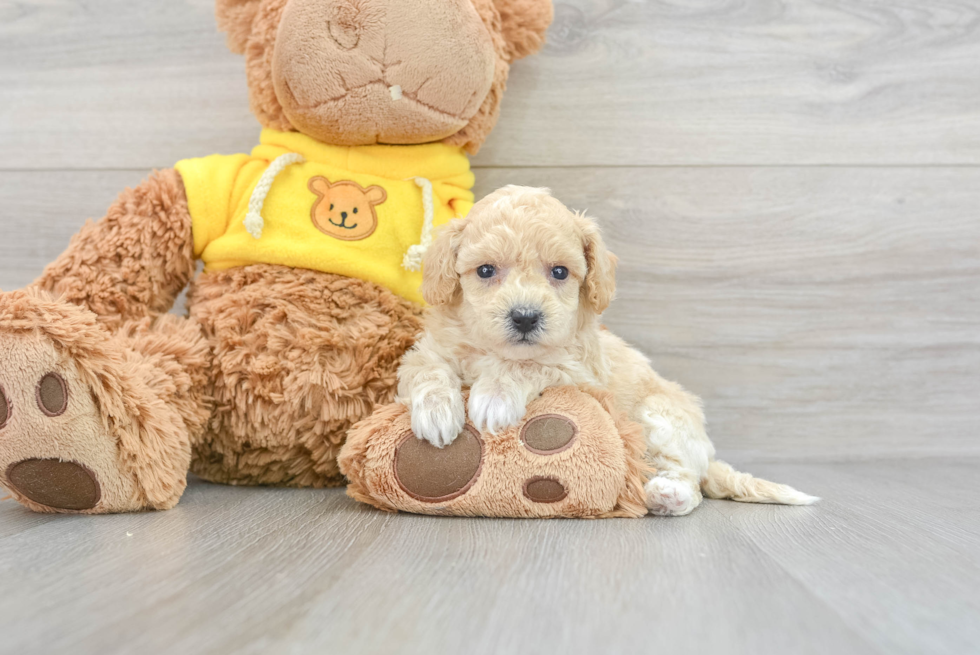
[0,458,977,655]
[1,1,979,654]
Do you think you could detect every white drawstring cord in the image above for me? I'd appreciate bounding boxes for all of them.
[244,152,306,239]
[402,176,434,271]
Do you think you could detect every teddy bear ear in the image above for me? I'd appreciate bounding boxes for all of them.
[215,0,263,54]
[308,177,332,196]
[493,0,554,61]
[365,186,388,206]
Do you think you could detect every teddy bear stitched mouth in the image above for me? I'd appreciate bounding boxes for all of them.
[304,80,466,122]
[329,217,358,230]
[281,66,466,121]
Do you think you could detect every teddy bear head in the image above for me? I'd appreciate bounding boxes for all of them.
[215,0,553,154]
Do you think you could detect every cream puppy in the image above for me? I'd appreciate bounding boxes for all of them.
[397,186,817,515]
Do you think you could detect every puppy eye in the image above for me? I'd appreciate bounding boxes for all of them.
[353,207,358,214]
[551,266,569,280]
[477,264,496,279]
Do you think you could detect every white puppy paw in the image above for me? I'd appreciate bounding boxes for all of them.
[411,389,466,448]
[645,476,699,517]
[468,391,526,434]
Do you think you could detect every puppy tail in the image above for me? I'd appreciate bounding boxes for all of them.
[701,459,819,506]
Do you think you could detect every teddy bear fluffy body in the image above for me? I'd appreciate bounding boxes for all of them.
[0,0,552,513]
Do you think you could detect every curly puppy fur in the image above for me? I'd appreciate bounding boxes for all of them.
[398,186,819,516]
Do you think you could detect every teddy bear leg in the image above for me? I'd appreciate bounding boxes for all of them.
[343,387,652,518]
[0,290,211,514]
[186,266,423,488]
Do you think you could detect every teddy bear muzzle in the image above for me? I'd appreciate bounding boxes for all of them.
[272,0,497,146]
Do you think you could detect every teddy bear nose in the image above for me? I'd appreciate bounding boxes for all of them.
[341,211,348,219]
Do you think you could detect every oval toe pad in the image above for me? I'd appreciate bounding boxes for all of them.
[523,476,568,504]
[521,414,578,455]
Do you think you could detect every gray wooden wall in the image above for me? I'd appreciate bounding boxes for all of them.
[1,0,978,461]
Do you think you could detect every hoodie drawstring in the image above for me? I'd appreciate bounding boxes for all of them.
[244,152,306,239]
[402,176,434,272]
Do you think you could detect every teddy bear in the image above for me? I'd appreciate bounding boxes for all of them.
[0,0,553,514]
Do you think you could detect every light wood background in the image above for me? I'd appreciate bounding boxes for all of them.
[1,1,978,654]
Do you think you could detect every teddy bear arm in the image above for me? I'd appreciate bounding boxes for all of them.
[32,168,196,332]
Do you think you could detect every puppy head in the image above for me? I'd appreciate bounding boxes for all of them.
[422,186,617,358]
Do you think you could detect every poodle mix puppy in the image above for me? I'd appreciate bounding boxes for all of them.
[397,186,817,516]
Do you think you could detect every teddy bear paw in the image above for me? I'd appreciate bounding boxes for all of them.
[0,323,142,513]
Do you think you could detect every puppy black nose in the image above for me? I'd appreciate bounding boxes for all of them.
[509,308,542,335]
[341,211,348,219]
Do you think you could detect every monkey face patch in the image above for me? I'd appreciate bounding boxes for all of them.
[308,177,387,241]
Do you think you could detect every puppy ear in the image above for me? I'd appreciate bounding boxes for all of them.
[493,0,554,61]
[422,219,468,306]
[215,0,262,54]
[580,216,617,314]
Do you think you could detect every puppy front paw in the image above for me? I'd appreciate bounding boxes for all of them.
[411,390,466,448]
[468,391,526,435]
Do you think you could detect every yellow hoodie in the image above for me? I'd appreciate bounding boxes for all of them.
[175,129,475,304]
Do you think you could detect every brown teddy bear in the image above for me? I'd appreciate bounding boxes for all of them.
[0,0,553,514]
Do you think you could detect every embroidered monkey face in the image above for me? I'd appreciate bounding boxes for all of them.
[308,177,387,241]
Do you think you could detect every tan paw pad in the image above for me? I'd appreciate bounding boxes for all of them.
[0,332,144,513]
[394,426,483,502]
[5,458,102,511]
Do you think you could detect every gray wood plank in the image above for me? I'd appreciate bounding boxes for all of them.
[713,459,980,655]
[2,166,978,460]
[0,484,392,654]
[2,459,978,655]
[0,170,148,290]
[0,478,867,655]
[253,500,872,655]
[482,0,980,167]
[3,0,980,169]
[0,0,256,170]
